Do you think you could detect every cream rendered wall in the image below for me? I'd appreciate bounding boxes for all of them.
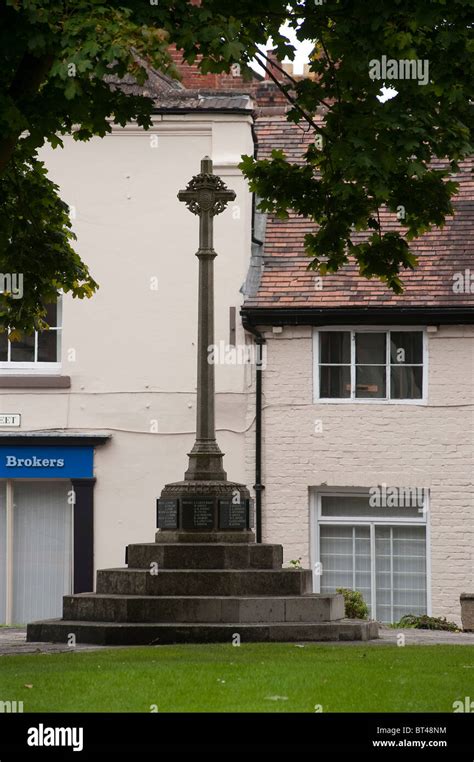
[247,324,474,623]
[3,113,254,573]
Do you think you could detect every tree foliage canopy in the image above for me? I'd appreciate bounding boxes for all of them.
[0,0,472,332]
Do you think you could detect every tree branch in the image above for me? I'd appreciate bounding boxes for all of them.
[317,32,342,130]
[253,50,331,142]
[258,49,333,109]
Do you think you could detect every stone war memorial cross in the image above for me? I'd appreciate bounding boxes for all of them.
[156,156,253,540]
[27,155,378,645]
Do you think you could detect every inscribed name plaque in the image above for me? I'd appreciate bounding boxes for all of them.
[219,499,247,530]
[156,498,179,529]
[181,496,215,530]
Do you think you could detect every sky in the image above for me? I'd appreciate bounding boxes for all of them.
[254,22,314,75]
[254,23,395,102]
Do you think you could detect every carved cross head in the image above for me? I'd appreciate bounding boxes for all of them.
[178,156,236,217]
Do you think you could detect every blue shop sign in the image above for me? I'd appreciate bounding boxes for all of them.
[0,446,93,478]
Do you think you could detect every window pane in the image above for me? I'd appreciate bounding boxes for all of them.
[44,301,58,328]
[322,496,369,516]
[355,530,372,602]
[356,365,386,398]
[321,494,422,519]
[391,366,423,399]
[390,331,422,364]
[356,332,386,364]
[319,517,427,625]
[10,333,34,362]
[320,525,372,613]
[0,331,7,361]
[320,365,350,398]
[38,329,58,362]
[390,365,423,400]
[375,525,427,624]
[320,331,350,364]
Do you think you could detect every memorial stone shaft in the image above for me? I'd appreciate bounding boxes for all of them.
[178,156,235,481]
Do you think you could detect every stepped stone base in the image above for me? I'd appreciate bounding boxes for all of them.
[154,531,255,544]
[27,620,379,646]
[461,594,474,631]
[96,568,314,596]
[26,542,379,645]
[62,593,345,623]
[128,542,279,568]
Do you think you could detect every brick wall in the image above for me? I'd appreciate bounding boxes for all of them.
[245,324,474,624]
[167,45,289,116]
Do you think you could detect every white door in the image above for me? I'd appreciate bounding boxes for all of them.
[12,481,72,624]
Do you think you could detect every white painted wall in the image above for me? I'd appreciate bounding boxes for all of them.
[3,112,254,572]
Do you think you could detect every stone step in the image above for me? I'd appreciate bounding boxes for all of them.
[126,542,283,570]
[155,530,255,544]
[96,568,313,597]
[63,593,345,624]
[27,619,379,645]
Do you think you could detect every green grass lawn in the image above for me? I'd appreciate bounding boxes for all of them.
[1,644,473,713]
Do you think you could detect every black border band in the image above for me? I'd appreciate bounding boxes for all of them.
[241,306,474,326]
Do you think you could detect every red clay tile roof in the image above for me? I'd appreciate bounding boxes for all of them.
[108,54,254,113]
[245,117,474,312]
[117,51,473,314]
[143,46,289,116]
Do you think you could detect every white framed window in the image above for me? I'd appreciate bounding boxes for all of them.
[313,327,427,403]
[311,489,430,624]
[0,299,62,374]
